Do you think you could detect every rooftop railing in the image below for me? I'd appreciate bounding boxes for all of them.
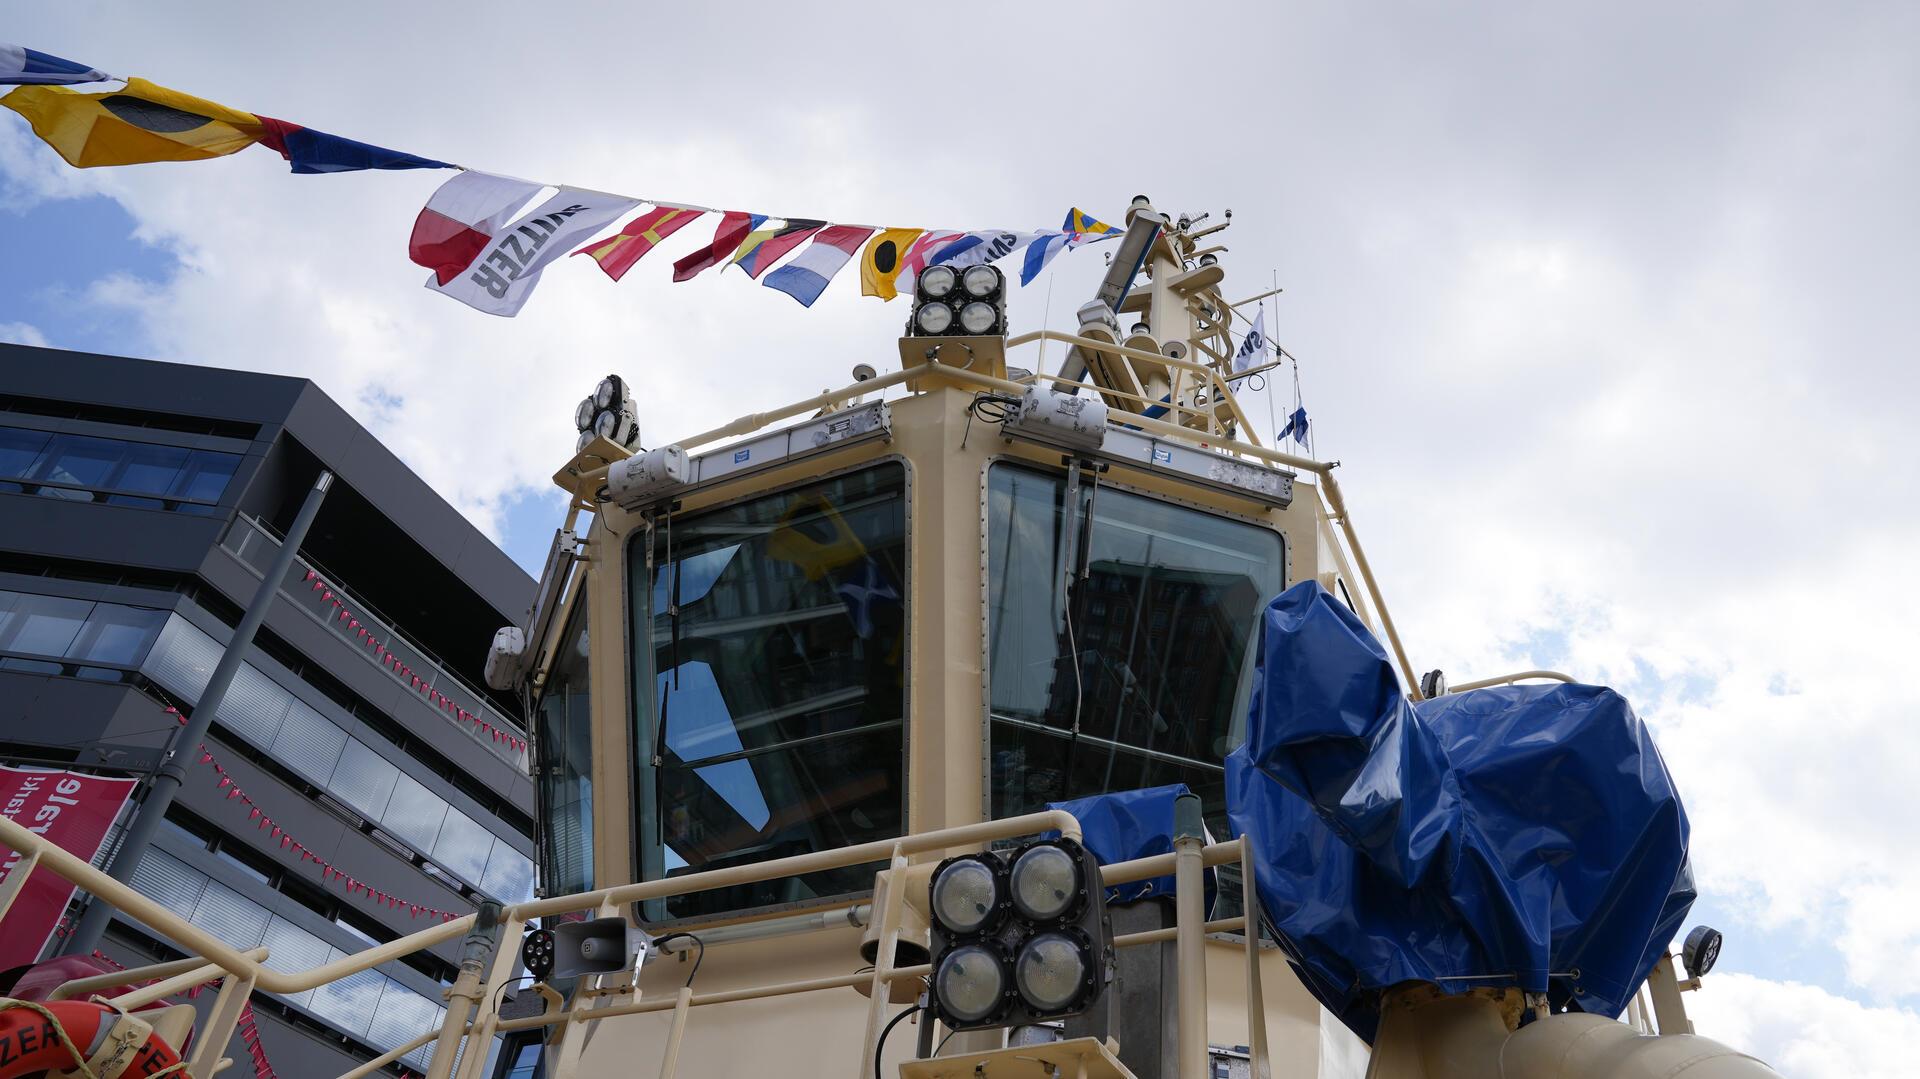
[220,514,527,771]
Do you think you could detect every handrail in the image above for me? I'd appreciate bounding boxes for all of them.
[1447,669,1578,693]
[2,807,1286,1079]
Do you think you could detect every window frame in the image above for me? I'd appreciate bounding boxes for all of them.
[624,454,914,927]
[975,456,1288,826]
[0,421,245,511]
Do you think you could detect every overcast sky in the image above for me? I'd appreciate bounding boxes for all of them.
[5,4,1918,1073]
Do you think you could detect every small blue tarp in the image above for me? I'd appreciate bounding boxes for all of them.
[1047,784,1213,905]
[1226,582,1694,1043]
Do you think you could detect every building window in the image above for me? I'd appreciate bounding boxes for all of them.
[0,424,240,511]
[536,597,593,897]
[631,463,907,920]
[985,464,1283,839]
[0,588,169,670]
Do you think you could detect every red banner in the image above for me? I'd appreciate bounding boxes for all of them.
[0,765,139,970]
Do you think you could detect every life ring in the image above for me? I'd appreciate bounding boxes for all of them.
[0,998,184,1079]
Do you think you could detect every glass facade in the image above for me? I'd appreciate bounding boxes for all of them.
[536,597,594,897]
[131,847,450,1070]
[631,463,908,920]
[985,464,1283,841]
[142,612,536,905]
[0,425,240,512]
[0,589,169,676]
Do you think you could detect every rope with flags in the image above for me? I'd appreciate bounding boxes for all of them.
[1,43,1125,319]
[164,707,468,923]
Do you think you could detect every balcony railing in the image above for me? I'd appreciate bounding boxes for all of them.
[220,514,527,771]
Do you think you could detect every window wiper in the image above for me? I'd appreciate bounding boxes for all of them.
[1061,460,1103,785]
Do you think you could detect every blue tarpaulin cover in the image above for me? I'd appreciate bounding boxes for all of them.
[1047,783,1210,903]
[1226,582,1694,1043]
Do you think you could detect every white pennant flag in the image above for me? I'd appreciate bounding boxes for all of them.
[1230,309,1267,391]
[930,230,1041,270]
[429,186,639,317]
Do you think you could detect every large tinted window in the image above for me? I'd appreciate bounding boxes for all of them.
[536,597,594,897]
[633,463,907,920]
[986,464,1283,840]
[0,589,168,668]
[0,424,241,509]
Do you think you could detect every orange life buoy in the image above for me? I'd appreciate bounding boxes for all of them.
[0,998,183,1079]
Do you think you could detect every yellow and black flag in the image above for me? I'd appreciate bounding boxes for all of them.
[1,77,265,167]
[859,227,924,301]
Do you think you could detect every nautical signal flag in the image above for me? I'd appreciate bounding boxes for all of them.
[732,219,825,279]
[1062,207,1122,236]
[933,230,1040,270]
[409,170,545,285]
[432,187,640,316]
[253,116,449,174]
[673,211,762,282]
[764,224,875,307]
[859,228,924,301]
[1,77,264,167]
[0,43,107,85]
[574,206,704,282]
[896,230,964,294]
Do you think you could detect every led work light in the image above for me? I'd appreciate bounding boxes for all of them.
[907,261,1005,338]
[926,837,1111,1031]
[574,373,642,451]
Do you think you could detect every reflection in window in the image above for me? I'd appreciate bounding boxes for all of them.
[632,463,908,919]
[0,589,167,668]
[0,424,241,507]
[535,598,594,897]
[986,464,1283,842]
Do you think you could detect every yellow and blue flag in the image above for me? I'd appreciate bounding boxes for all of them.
[1062,207,1122,236]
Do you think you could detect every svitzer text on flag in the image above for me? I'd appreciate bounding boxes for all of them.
[432,187,639,316]
[764,225,877,307]
[674,212,761,282]
[931,230,1041,270]
[409,171,545,285]
[1230,309,1267,391]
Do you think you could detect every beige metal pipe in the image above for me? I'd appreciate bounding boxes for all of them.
[677,364,925,451]
[1503,1013,1777,1077]
[1173,796,1209,1079]
[51,949,265,1002]
[1319,472,1419,696]
[1447,670,1576,693]
[510,810,1081,921]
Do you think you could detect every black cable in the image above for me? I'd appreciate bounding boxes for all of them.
[873,1003,924,1079]
[933,1028,960,1057]
[653,932,705,988]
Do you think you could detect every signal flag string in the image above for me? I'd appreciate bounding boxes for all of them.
[164,707,467,924]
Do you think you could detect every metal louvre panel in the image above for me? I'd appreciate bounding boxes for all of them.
[129,848,206,917]
[188,879,270,949]
[380,771,449,853]
[306,959,383,1038]
[479,843,535,905]
[143,614,221,701]
[216,663,294,748]
[259,916,331,1008]
[270,699,347,786]
[366,979,441,1060]
[329,738,400,820]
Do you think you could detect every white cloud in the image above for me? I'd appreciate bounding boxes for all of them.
[0,321,49,347]
[5,1,1919,1044]
[1689,973,1920,1079]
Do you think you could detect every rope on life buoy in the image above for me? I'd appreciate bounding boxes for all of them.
[0,997,187,1079]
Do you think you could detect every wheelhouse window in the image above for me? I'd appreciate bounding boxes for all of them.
[536,597,594,898]
[631,463,908,920]
[986,464,1283,840]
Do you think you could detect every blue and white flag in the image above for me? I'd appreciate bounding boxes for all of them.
[0,44,108,86]
[1230,309,1267,390]
[836,558,900,639]
[1278,406,1310,447]
[931,229,1040,270]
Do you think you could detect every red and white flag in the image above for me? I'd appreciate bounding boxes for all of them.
[429,187,640,317]
[408,170,544,285]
